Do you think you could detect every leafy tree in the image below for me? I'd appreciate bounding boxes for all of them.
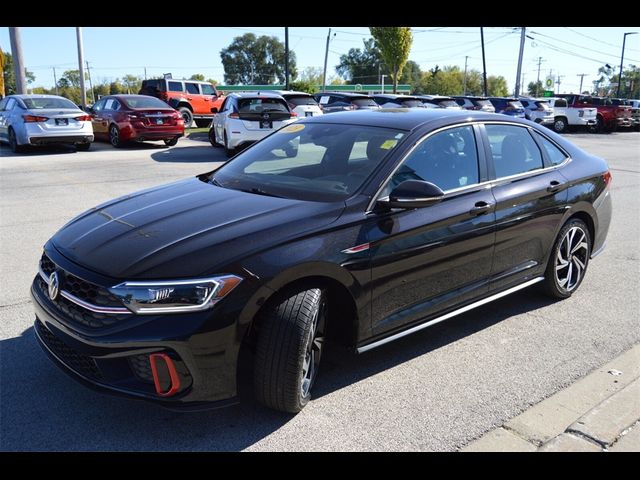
[121,74,141,94]
[31,86,51,95]
[1,51,35,95]
[527,80,544,97]
[300,66,324,85]
[336,38,382,85]
[487,75,509,96]
[57,70,83,89]
[206,78,218,86]
[220,33,297,85]
[370,27,413,93]
[399,61,422,90]
[93,83,111,98]
[190,73,205,81]
[109,80,126,94]
[289,79,318,94]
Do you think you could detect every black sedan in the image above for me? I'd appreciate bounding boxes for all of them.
[31,109,612,413]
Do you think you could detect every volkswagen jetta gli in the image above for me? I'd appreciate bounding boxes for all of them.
[31,109,612,413]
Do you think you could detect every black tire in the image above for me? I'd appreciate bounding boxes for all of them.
[553,117,567,134]
[109,124,122,148]
[542,219,591,299]
[75,142,91,151]
[163,137,179,147]
[254,288,327,413]
[8,128,25,153]
[595,115,605,133]
[224,132,235,158]
[208,128,220,147]
[179,107,193,128]
[194,119,211,128]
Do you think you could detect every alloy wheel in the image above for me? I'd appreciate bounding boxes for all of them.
[555,226,589,292]
[109,126,119,147]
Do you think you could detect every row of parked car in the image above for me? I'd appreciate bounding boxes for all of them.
[1,76,637,154]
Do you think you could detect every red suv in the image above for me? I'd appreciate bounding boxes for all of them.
[89,94,184,148]
[139,78,224,128]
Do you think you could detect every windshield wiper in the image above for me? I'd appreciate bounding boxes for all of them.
[242,187,284,198]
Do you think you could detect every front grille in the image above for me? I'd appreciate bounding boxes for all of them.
[36,254,131,330]
[35,319,103,381]
[129,354,154,384]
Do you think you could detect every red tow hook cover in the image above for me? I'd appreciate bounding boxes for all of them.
[149,353,181,397]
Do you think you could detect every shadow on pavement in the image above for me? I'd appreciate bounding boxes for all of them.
[151,145,226,163]
[0,288,555,451]
[0,143,79,156]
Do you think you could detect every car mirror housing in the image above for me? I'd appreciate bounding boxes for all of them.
[377,180,445,209]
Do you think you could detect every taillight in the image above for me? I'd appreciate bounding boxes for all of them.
[344,105,356,111]
[229,112,239,119]
[127,113,143,121]
[603,171,612,187]
[23,114,48,123]
[74,115,92,122]
[290,111,298,117]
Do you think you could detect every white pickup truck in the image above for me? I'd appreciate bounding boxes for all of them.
[545,97,597,133]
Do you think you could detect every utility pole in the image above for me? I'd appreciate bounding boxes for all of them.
[577,73,588,94]
[52,67,59,95]
[480,27,488,97]
[85,61,95,104]
[9,27,27,94]
[536,56,543,97]
[76,27,87,108]
[617,32,638,98]
[463,55,469,95]
[321,28,332,93]
[144,67,147,80]
[284,27,289,90]
[556,74,564,94]
[514,27,526,97]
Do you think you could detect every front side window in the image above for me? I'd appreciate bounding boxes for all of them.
[382,125,480,195]
[185,83,200,95]
[200,84,216,96]
[486,124,543,178]
[210,123,406,202]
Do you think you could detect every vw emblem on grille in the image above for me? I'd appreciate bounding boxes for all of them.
[48,272,60,301]
[262,112,270,120]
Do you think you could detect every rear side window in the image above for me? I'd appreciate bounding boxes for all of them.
[554,99,568,108]
[200,84,216,95]
[352,97,378,107]
[486,124,543,178]
[168,81,183,92]
[238,98,289,113]
[532,131,568,166]
[401,100,424,107]
[285,95,318,106]
[185,83,200,95]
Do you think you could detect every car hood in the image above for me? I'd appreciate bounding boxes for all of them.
[51,177,345,279]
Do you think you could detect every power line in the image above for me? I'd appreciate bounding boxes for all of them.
[563,27,640,53]
[530,30,639,63]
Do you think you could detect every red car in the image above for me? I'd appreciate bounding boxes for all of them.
[89,94,184,147]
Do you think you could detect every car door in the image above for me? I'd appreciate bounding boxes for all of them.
[367,124,496,337]
[0,97,9,140]
[214,97,232,143]
[90,98,109,137]
[1,98,19,139]
[199,83,216,113]
[482,123,569,291]
[184,82,203,115]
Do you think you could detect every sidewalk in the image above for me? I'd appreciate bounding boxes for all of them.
[461,344,640,452]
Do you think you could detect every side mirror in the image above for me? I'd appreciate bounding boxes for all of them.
[211,107,218,114]
[87,106,95,114]
[377,180,444,209]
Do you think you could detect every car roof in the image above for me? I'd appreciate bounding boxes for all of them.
[373,94,422,100]
[146,78,212,85]
[318,92,373,98]
[416,95,455,100]
[9,94,69,100]
[271,90,313,96]
[229,91,285,99]
[298,108,513,131]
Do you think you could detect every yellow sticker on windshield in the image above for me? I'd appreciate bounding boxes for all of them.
[380,139,398,150]
[279,124,306,133]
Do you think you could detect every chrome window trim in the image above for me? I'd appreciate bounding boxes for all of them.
[366,120,572,213]
[38,268,132,315]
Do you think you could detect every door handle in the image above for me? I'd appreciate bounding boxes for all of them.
[470,201,493,216]
[186,97,193,100]
[547,180,566,192]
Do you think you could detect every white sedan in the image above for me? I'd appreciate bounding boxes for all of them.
[0,94,94,153]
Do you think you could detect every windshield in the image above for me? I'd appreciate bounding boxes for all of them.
[22,97,78,109]
[507,101,524,110]
[439,100,460,108]
[285,95,318,106]
[210,123,406,202]
[400,100,425,108]
[352,98,378,107]
[123,96,172,109]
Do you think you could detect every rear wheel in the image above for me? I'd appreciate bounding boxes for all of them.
[75,142,91,151]
[109,125,122,148]
[254,288,327,413]
[224,132,235,158]
[163,137,179,147]
[8,128,25,153]
[543,219,591,299]
[179,107,193,128]
[553,117,567,133]
[208,128,220,147]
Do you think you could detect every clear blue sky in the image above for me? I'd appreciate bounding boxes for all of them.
[2,27,639,94]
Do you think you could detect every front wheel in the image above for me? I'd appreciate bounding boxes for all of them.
[109,125,122,148]
[553,117,567,133]
[163,137,179,147]
[254,288,327,413]
[543,219,591,299]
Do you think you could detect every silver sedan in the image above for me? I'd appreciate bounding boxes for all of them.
[0,94,94,153]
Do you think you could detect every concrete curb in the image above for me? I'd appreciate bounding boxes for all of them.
[461,344,640,452]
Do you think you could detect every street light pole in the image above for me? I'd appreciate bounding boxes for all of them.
[321,28,334,93]
[381,74,387,94]
[616,32,638,98]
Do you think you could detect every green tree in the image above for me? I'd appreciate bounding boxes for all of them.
[399,60,422,91]
[369,27,413,93]
[206,78,218,86]
[527,80,543,97]
[93,82,111,98]
[336,38,382,85]
[487,75,509,97]
[109,80,126,94]
[57,70,82,89]
[121,74,141,94]
[31,86,51,94]
[300,66,324,85]
[289,79,318,94]
[190,73,205,81]
[220,33,297,85]
[1,51,36,95]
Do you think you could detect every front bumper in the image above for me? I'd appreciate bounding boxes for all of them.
[30,252,245,409]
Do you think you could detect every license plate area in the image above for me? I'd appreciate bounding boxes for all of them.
[260,120,273,129]
[156,118,164,125]
[305,112,313,117]
[55,118,68,126]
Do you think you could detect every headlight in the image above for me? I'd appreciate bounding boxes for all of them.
[108,275,242,314]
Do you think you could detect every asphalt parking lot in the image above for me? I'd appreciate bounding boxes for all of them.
[1,130,638,451]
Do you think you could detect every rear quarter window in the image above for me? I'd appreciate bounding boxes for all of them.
[168,81,183,92]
